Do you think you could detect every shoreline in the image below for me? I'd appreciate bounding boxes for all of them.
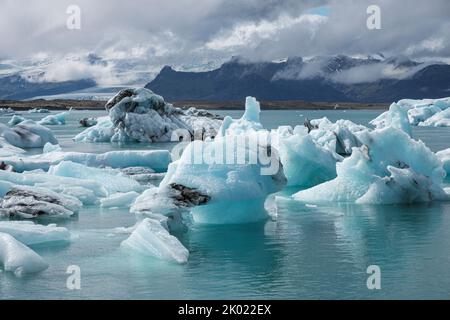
[0,99,390,111]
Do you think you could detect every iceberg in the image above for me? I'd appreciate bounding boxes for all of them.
[371,97,450,128]
[2,149,171,173]
[75,88,221,143]
[0,137,25,157]
[0,232,49,275]
[28,108,49,114]
[8,115,26,126]
[0,221,70,245]
[38,111,68,125]
[437,148,450,176]
[0,120,58,148]
[419,108,450,127]
[48,161,143,194]
[79,117,98,127]
[0,185,82,219]
[370,103,412,136]
[120,167,164,185]
[132,97,286,224]
[43,142,62,153]
[0,169,107,199]
[275,130,337,187]
[73,116,114,142]
[0,107,15,116]
[121,218,189,264]
[293,127,448,204]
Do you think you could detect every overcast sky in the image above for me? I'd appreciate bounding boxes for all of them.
[1,0,449,84]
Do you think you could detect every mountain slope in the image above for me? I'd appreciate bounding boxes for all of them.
[146,57,450,103]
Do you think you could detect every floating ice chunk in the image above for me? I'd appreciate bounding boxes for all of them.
[370,103,412,136]
[75,88,221,143]
[419,108,450,127]
[38,111,68,125]
[0,232,49,275]
[79,117,98,127]
[120,167,163,184]
[0,169,107,198]
[276,131,337,187]
[0,221,70,245]
[0,120,58,148]
[437,148,450,176]
[294,127,447,204]
[356,166,449,204]
[0,180,14,197]
[35,183,99,205]
[0,137,25,157]
[306,117,366,157]
[48,161,143,194]
[0,107,15,115]
[73,116,114,142]
[43,142,62,153]
[8,115,26,126]
[372,97,450,128]
[131,186,182,216]
[2,149,171,173]
[121,218,189,264]
[407,105,441,125]
[218,97,264,137]
[28,108,49,114]
[100,191,140,208]
[0,185,82,219]
[157,140,285,224]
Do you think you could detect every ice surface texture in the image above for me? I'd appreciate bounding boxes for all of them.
[0,120,58,148]
[371,97,450,128]
[294,127,448,204]
[38,111,68,125]
[2,149,171,173]
[0,221,70,245]
[121,218,189,264]
[0,232,49,275]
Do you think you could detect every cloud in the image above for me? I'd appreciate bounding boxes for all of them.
[0,0,449,84]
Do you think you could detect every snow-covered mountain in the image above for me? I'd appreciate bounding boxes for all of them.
[2,53,450,102]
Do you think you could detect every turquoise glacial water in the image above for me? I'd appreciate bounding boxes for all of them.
[0,109,449,299]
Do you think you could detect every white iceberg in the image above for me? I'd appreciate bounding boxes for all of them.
[73,116,114,142]
[75,88,221,143]
[275,130,337,187]
[132,97,286,224]
[8,115,26,126]
[2,149,171,173]
[370,103,412,136]
[28,108,49,114]
[38,111,68,125]
[0,221,70,245]
[293,127,448,204]
[437,148,450,176]
[0,137,25,157]
[419,108,450,127]
[48,161,143,194]
[0,169,107,199]
[121,218,189,264]
[0,120,58,148]
[372,97,450,128]
[43,142,62,153]
[0,232,49,275]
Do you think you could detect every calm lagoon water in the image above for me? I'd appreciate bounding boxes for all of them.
[0,109,449,299]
